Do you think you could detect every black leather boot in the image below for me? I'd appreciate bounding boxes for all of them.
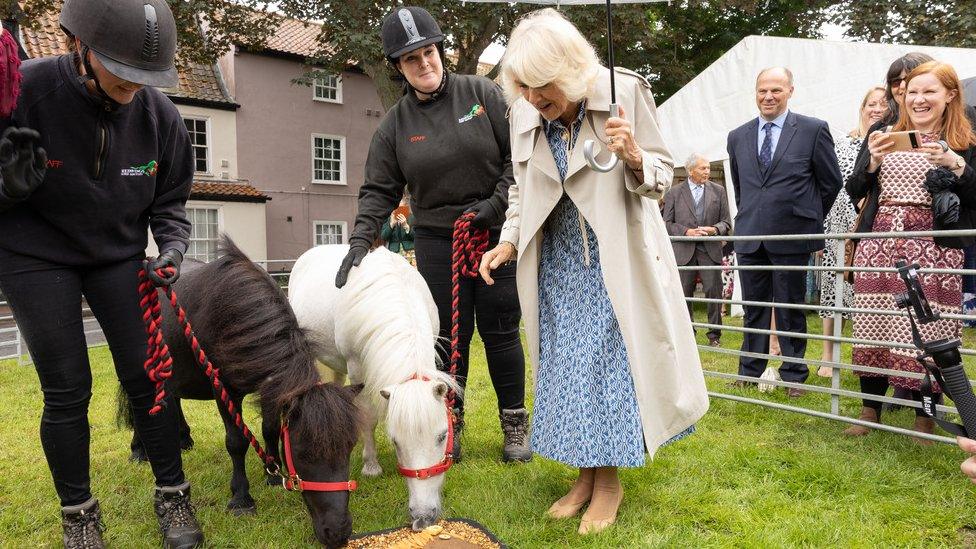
[61,498,106,549]
[500,408,532,462]
[154,482,204,549]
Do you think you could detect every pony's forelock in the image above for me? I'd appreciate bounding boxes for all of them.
[287,382,362,463]
[384,372,461,440]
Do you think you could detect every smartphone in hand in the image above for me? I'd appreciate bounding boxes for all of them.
[884,128,921,152]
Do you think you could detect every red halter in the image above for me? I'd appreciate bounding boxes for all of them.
[396,407,455,480]
[281,423,358,493]
[394,374,455,480]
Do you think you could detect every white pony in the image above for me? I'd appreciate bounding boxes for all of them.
[289,245,459,530]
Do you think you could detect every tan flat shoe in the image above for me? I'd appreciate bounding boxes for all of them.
[546,496,590,519]
[546,470,594,520]
[578,482,623,534]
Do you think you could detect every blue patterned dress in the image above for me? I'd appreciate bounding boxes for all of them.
[530,105,692,468]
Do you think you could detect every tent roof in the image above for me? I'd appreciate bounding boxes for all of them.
[658,35,976,167]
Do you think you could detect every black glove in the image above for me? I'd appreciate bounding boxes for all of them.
[335,243,369,288]
[147,249,184,287]
[0,127,47,201]
[464,199,499,231]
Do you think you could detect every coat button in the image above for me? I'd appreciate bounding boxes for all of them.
[656,256,660,260]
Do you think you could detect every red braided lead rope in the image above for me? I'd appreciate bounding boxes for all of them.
[137,263,280,475]
[449,213,489,409]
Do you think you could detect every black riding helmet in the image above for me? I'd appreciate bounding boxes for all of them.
[381,6,444,63]
[60,0,178,88]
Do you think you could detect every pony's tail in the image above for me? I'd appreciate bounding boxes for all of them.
[115,385,135,430]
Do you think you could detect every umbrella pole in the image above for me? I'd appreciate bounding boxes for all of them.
[605,0,615,104]
[583,0,621,173]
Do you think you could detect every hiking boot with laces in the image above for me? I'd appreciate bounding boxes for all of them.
[154,482,204,549]
[62,498,106,549]
[451,407,464,463]
[500,408,532,462]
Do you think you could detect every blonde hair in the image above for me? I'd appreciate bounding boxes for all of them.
[500,8,601,105]
[892,61,976,150]
[850,86,887,138]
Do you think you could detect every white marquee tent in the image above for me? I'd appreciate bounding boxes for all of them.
[659,35,976,169]
[657,35,976,316]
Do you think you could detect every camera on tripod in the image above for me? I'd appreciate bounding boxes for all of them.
[894,260,976,438]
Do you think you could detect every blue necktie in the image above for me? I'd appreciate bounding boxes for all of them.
[759,122,774,171]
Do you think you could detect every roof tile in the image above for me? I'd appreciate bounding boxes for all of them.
[21,4,235,107]
[191,181,270,203]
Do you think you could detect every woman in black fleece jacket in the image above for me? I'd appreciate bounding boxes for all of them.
[0,1,203,547]
[336,6,530,463]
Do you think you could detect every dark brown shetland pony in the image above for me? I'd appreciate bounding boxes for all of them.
[123,237,361,548]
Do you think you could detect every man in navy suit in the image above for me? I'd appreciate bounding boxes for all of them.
[726,67,842,396]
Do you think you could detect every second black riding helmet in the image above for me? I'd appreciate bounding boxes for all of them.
[381,6,444,62]
[59,0,178,88]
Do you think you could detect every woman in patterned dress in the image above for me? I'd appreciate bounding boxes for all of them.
[817,87,888,376]
[845,61,976,439]
[479,9,708,535]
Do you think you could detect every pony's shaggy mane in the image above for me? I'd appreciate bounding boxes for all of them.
[190,237,320,410]
[340,250,458,403]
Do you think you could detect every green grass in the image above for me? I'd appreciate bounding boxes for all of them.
[3,307,976,547]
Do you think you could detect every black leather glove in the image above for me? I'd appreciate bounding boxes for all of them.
[147,249,184,287]
[0,127,47,201]
[335,243,369,288]
[464,199,499,231]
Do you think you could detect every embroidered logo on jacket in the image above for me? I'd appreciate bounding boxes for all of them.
[409,135,427,143]
[121,160,159,177]
[457,104,485,124]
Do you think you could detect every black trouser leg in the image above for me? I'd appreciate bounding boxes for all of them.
[0,254,92,506]
[0,253,184,506]
[860,376,889,412]
[697,250,723,342]
[678,260,699,329]
[737,249,773,378]
[82,259,184,488]
[768,250,811,382]
[473,259,525,411]
[414,232,526,413]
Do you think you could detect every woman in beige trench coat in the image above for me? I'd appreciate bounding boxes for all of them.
[479,9,709,535]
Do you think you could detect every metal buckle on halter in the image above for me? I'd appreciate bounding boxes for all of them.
[286,473,303,492]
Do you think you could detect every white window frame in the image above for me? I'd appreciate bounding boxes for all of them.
[185,206,222,262]
[311,133,346,185]
[183,116,212,175]
[312,74,343,104]
[313,221,347,246]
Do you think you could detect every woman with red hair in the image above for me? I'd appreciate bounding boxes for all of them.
[846,61,976,440]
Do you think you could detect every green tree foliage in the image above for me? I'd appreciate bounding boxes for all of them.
[275,1,536,110]
[832,0,976,49]
[277,0,837,108]
[560,0,834,102]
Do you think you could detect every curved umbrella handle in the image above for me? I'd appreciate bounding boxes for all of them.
[583,103,620,173]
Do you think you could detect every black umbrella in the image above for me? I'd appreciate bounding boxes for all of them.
[460,0,667,172]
